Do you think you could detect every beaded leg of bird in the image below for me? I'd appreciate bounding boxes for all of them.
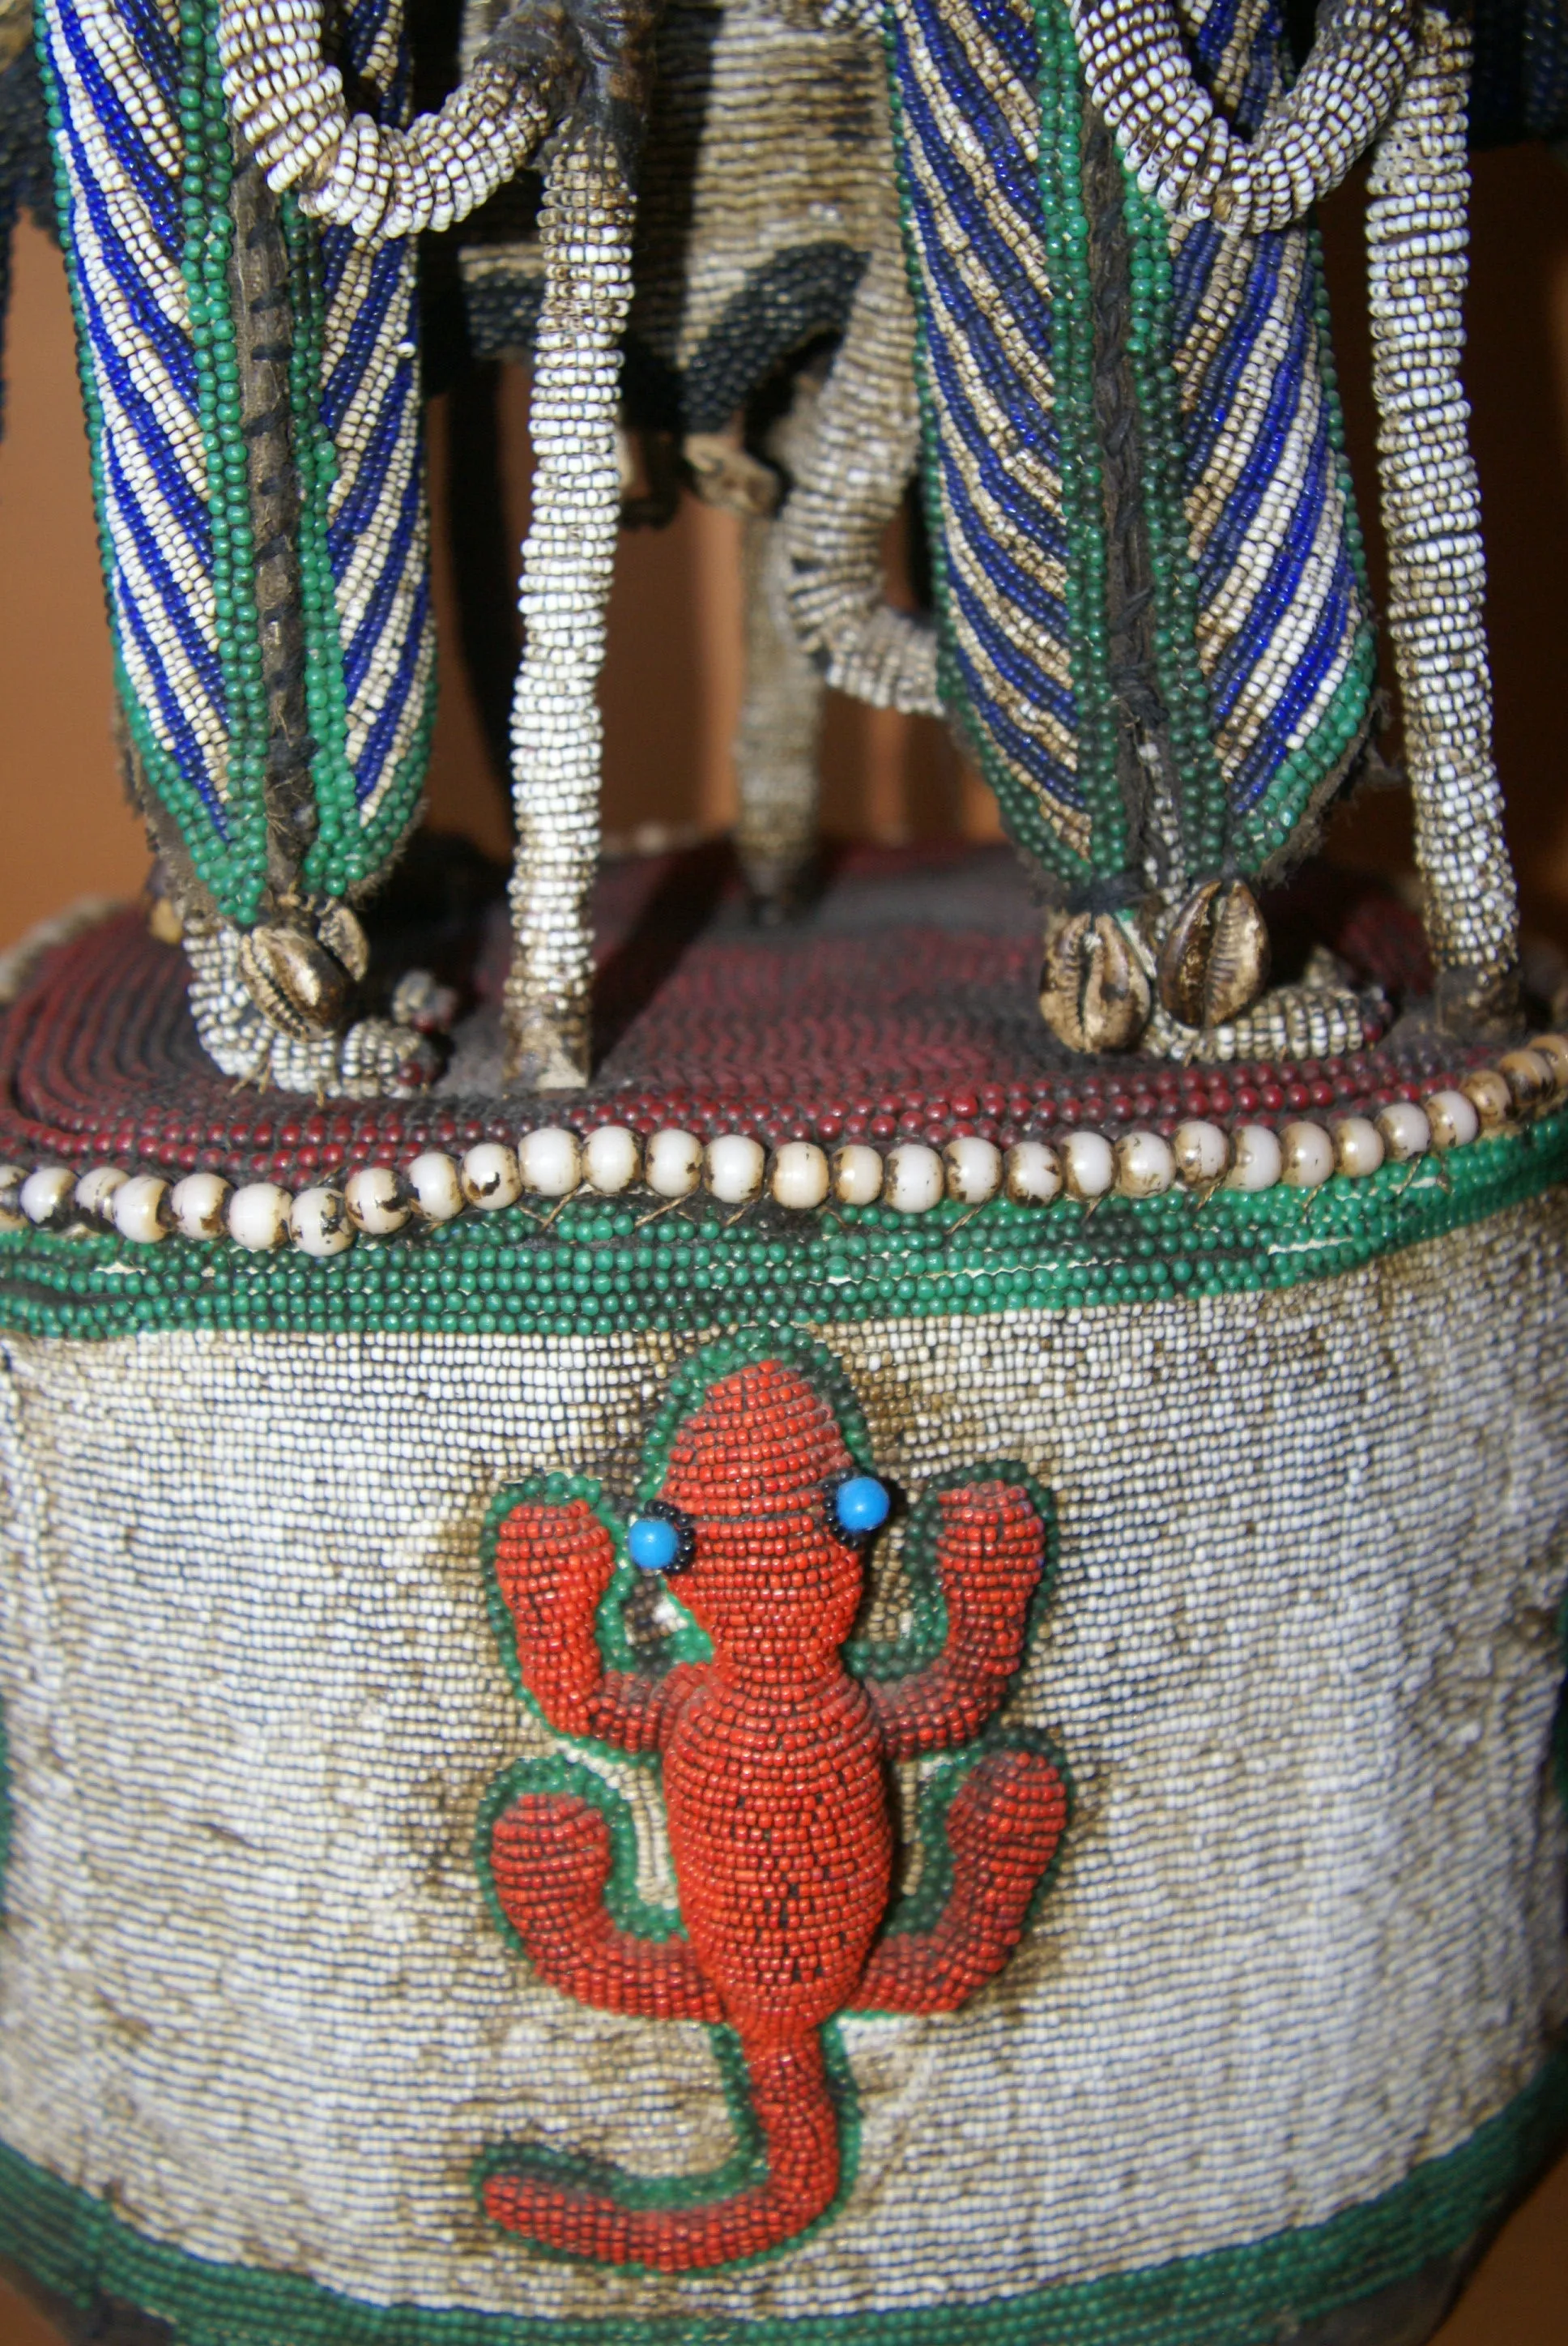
[502,127,636,1090]
[1050,0,1415,1060]
[778,62,938,723]
[1367,4,1520,1035]
[39,0,543,1094]
[733,382,829,913]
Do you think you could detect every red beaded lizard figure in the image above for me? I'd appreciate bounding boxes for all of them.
[479,1356,1067,2271]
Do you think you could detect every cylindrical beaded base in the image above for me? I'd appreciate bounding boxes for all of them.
[0,868,1564,2346]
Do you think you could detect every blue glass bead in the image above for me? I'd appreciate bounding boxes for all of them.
[834,1475,891,1537]
[628,1514,681,1573]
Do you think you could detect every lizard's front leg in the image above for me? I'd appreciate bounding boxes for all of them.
[867,1478,1046,1760]
[492,1495,684,1753]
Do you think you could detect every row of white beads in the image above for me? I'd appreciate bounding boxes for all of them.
[2,1042,1563,1260]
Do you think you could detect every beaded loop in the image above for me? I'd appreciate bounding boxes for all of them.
[217,0,562,240]
[1070,0,1419,230]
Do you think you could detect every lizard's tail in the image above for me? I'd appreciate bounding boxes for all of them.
[482,2027,840,2271]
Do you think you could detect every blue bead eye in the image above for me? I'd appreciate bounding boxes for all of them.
[832,1474,891,1538]
[628,1506,691,1573]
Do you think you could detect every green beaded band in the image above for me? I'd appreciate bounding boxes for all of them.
[0,2036,1563,2346]
[1,1115,1563,1345]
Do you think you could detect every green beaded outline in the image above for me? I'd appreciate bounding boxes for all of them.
[1034,0,1125,877]
[846,1459,1056,1684]
[479,1473,709,1772]
[2,1116,1564,1344]
[869,1722,1073,1964]
[285,203,438,898]
[1,2039,1564,2343]
[879,0,1090,892]
[1119,179,1228,881]
[182,0,271,920]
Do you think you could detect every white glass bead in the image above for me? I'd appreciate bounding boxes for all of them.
[1332,1116,1384,1179]
[1280,1121,1335,1188]
[1062,1131,1114,1201]
[884,1143,944,1214]
[75,1164,128,1222]
[1227,1125,1282,1191]
[772,1142,830,1211]
[519,1127,582,1197]
[228,1182,292,1252]
[646,1129,702,1198]
[291,1185,355,1257]
[344,1166,411,1235]
[944,1136,1001,1205]
[832,1144,884,1205]
[112,1175,171,1244]
[1003,1141,1062,1205]
[1173,1120,1229,1185]
[461,1142,522,1210]
[170,1173,232,1240]
[1375,1102,1429,1162]
[407,1152,464,1222]
[706,1134,765,1205]
[1114,1131,1175,1198]
[1425,1088,1479,1150]
[582,1126,640,1194]
[22,1166,76,1225]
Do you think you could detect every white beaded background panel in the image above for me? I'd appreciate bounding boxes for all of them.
[0,1197,1566,2326]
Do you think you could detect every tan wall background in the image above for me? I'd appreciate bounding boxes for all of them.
[5,142,1568,947]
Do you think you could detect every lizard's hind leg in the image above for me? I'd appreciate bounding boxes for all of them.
[851,1743,1067,2015]
[488,1772,722,2023]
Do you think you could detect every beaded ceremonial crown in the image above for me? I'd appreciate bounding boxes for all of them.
[1,2,1566,2343]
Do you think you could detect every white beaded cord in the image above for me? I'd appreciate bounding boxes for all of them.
[1366,7,1520,1014]
[216,0,560,239]
[1067,0,1419,228]
[502,126,637,1088]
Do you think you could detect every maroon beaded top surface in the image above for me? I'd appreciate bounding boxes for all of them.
[0,841,1494,1189]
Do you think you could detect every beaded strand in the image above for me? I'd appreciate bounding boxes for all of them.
[502,126,638,1088]
[1366,6,1519,1015]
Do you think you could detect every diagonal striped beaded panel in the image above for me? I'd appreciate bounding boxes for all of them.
[885,0,1374,893]
[37,0,433,919]
[887,0,1092,885]
[296,0,436,897]
[1167,0,1376,871]
[38,0,269,912]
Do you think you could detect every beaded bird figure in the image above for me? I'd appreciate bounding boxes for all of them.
[479,1357,1068,2268]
